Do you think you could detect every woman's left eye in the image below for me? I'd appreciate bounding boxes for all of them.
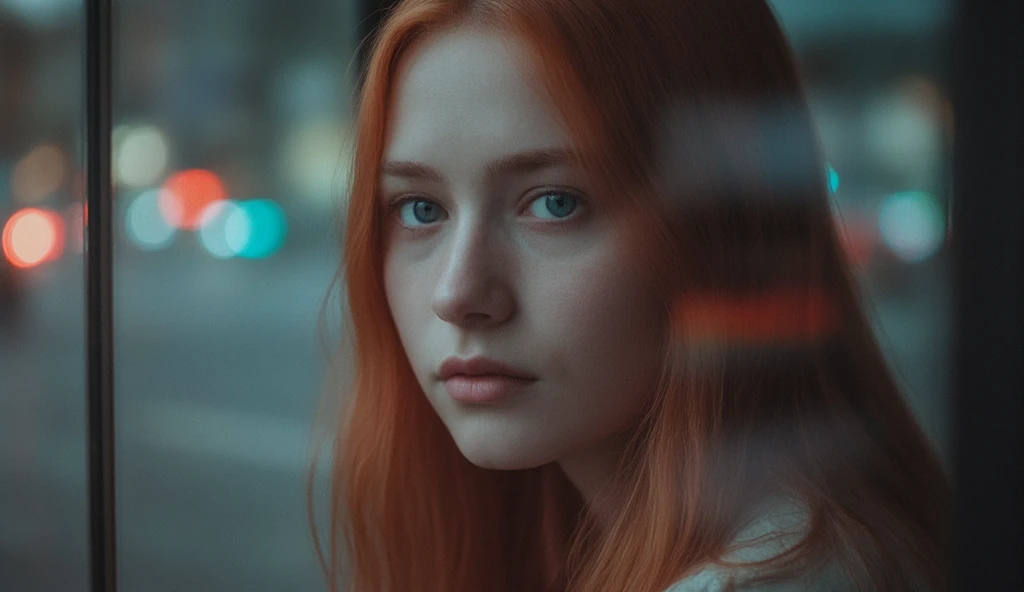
[527,191,580,220]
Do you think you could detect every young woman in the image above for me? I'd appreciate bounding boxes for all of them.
[315,0,949,590]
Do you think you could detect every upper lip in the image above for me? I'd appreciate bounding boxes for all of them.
[438,356,536,381]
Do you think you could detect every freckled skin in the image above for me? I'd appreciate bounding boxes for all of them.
[381,27,665,492]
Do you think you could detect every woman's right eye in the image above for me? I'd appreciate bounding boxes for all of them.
[394,198,446,227]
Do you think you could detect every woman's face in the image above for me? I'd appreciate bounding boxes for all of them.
[380,26,665,478]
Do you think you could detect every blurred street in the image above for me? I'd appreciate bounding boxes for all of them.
[0,241,339,592]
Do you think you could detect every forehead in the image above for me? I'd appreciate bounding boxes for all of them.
[383,26,571,162]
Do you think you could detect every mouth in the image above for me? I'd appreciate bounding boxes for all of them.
[442,374,536,404]
[437,356,536,381]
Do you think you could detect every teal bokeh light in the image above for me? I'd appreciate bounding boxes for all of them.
[238,199,287,259]
[878,190,944,263]
[826,164,840,194]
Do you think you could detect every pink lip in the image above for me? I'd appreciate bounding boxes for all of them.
[437,356,536,381]
[437,356,537,405]
[443,375,535,404]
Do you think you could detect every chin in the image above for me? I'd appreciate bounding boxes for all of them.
[452,435,556,471]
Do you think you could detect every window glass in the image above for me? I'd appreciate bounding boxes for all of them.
[0,1,953,590]
[771,0,953,464]
[1,2,88,590]
[112,1,354,590]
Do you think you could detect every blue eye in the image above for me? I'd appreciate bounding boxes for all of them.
[397,199,444,225]
[528,191,578,220]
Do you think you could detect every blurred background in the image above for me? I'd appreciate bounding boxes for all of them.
[0,0,954,590]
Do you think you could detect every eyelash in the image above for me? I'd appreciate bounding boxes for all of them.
[384,188,587,233]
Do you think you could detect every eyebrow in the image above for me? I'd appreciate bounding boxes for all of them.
[380,147,579,183]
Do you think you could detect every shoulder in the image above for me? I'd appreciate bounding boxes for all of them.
[663,498,856,592]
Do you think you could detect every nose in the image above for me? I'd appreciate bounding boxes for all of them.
[431,220,516,328]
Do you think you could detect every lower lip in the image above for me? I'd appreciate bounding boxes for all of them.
[443,375,535,404]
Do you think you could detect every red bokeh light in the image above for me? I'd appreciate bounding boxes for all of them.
[672,286,838,344]
[2,208,65,268]
[160,169,228,230]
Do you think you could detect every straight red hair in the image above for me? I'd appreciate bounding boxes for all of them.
[313,1,950,590]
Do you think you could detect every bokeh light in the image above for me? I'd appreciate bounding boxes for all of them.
[672,286,838,344]
[126,189,179,251]
[280,117,348,208]
[236,199,287,259]
[223,205,253,256]
[193,199,288,260]
[12,144,67,204]
[161,169,228,230]
[827,164,840,194]
[155,189,184,229]
[864,78,944,182]
[115,124,171,188]
[198,200,246,259]
[2,208,65,268]
[879,191,945,263]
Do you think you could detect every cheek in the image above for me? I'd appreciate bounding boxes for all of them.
[541,251,666,401]
[383,258,424,350]
[580,287,661,372]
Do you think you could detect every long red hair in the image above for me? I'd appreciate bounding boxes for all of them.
[313,1,949,590]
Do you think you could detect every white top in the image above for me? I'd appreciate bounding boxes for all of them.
[664,499,854,592]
